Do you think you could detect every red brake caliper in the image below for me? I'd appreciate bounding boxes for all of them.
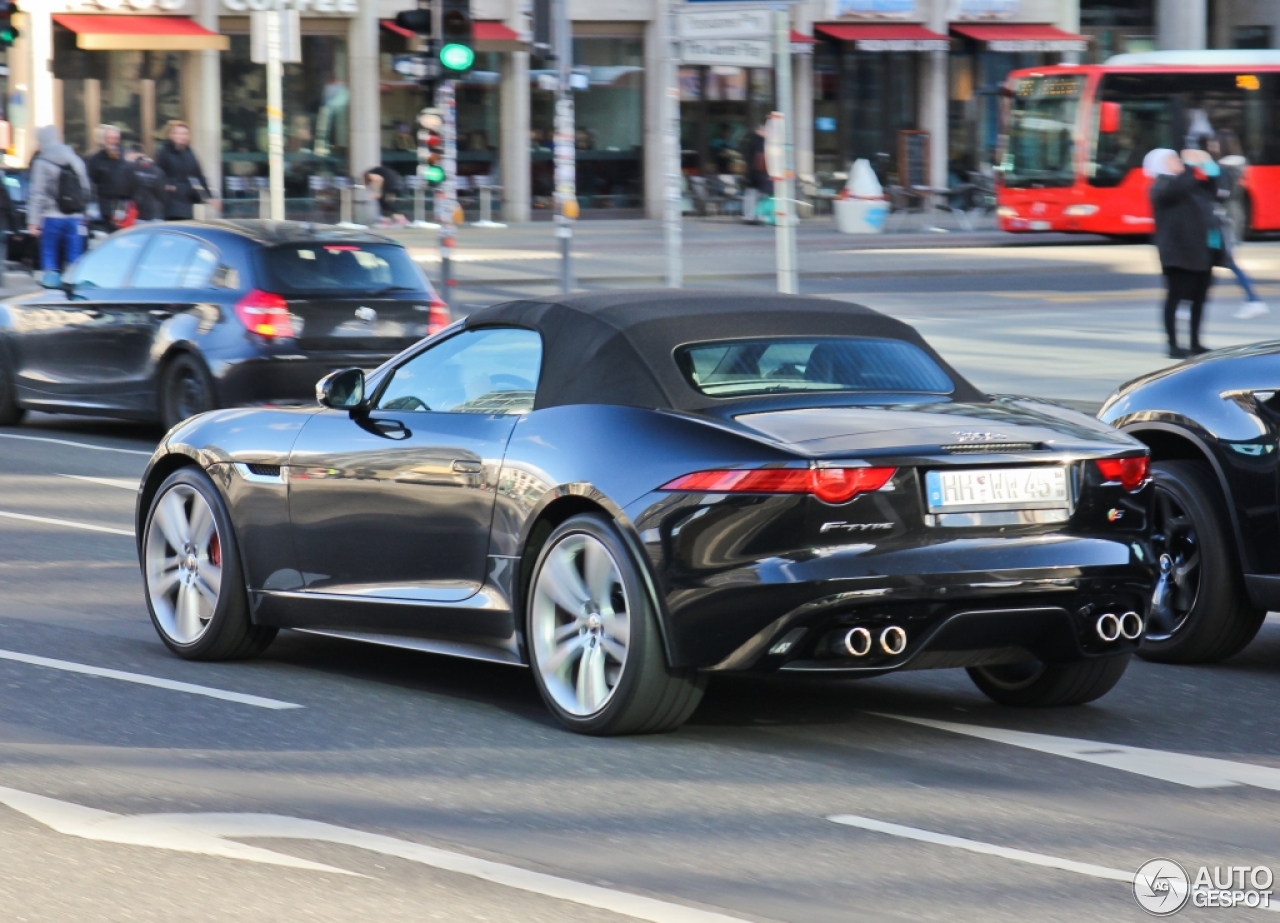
[208,533,221,568]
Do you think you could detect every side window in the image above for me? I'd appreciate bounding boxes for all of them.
[66,234,148,289]
[132,233,202,289]
[375,328,542,415]
[179,245,219,289]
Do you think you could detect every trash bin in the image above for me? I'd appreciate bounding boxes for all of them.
[834,159,888,234]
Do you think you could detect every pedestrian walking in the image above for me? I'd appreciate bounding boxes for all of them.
[154,120,210,220]
[126,144,166,223]
[363,165,407,225]
[86,125,132,232]
[27,125,91,272]
[743,122,773,225]
[1147,147,1222,359]
[1210,130,1268,319]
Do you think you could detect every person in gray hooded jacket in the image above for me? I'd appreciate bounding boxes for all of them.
[27,125,91,271]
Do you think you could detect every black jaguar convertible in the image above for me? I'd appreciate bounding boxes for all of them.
[136,292,1156,734]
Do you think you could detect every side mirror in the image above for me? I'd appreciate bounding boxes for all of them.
[316,367,365,411]
[1099,101,1121,134]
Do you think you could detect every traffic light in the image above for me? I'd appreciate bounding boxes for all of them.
[418,107,445,186]
[0,1,20,48]
[393,8,432,36]
[438,0,474,73]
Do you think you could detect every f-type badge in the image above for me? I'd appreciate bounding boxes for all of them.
[820,522,893,533]
[355,306,378,323]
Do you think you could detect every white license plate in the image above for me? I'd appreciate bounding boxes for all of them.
[1030,220,1052,231]
[925,467,1069,513]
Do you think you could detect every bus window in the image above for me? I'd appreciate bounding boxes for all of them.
[1000,75,1084,188]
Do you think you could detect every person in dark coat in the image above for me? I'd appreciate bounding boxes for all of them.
[86,125,132,231]
[125,144,166,222]
[363,165,405,223]
[1147,147,1221,358]
[154,120,210,220]
[742,122,773,225]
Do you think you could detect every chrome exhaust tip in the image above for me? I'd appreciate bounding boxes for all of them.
[879,625,907,656]
[1119,611,1143,640]
[843,627,872,657]
[1096,612,1121,643]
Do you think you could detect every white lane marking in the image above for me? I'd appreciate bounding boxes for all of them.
[875,714,1280,791]
[828,814,1133,882]
[56,474,140,491]
[0,433,152,456]
[0,787,750,923]
[0,649,302,710]
[0,510,133,537]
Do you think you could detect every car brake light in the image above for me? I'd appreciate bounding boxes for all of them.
[427,295,451,335]
[234,289,294,338]
[661,466,896,504]
[1096,456,1149,491]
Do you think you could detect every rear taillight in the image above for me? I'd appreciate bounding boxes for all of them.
[1096,456,1149,492]
[234,289,294,338]
[427,295,451,335]
[661,466,896,505]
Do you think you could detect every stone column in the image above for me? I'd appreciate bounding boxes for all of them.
[347,2,382,179]
[1157,0,1207,51]
[921,0,948,191]
[190,0,223,201]
[1056,0,1081,64]
[500,50,531,222]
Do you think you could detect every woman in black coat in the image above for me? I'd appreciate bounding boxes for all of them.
[154,120,210,220]
[1147,147,1221,358]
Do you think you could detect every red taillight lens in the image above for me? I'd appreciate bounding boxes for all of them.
[1096,456,1149,491]
[427,295,451,335]
[234,289,294,338]
[661,466,896,504]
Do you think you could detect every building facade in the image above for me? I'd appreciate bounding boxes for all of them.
[4,0,1269,221]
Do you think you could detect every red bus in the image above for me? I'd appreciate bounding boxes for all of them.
[996,51,1280,238]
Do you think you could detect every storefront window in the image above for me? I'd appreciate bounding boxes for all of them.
[948,48,1044,176]
[61,80,89,154]
[222,33,350,197]
[99,52,143,149]
[531,36,644,211]
[680,65,773,178]
[813,43,918,183]
[151,52,184,150]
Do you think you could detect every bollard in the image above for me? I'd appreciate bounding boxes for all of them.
[339,185,353,225]
[259,188,270,220]
[193,203,207,221]
[472,184,507,229]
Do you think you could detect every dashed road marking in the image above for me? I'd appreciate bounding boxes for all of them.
[56,474,140,490]
[0,510,133,537]
[0,649,303,710]
[0,433,152,456]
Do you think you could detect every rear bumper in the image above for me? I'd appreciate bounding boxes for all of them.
[210,351,402,407]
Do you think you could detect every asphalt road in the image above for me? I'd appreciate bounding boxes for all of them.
[1,249,1279,922]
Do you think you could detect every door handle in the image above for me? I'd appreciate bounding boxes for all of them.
[83,308,103,319]
[150,308,174,319]
[451,459,483,474]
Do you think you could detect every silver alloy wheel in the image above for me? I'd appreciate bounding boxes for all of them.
[530,532,631,717]
[145,483,223,645]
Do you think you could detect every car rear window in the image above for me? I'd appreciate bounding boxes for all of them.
[676,337,955,397]
[258,242,429,296]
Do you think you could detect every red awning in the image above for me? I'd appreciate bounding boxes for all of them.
[790,30,815,44]
[475,22,519,43]
[53,14,228,51]
[815,23,950,52]
[380,20,415,40]
[951,24,1088,53]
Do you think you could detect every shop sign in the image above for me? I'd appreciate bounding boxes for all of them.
[951,0,1017,19]
[59,0,189,12]
[680,38,772,68]
[677,9,771,40]
[826,0,915,20]
[222,0,357,15]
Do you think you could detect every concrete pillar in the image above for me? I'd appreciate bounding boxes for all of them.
[28,2,54,135]
[921,0,947,191]
[793,49,813,179]
[643,14,665,219]
[500,50,531,222]
[1056,0,1081,64]
[347,3,381,179]
[1157,0,1207,51]
[191,0,223,202]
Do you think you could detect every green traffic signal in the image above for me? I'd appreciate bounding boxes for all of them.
[0,25,17,46]
[423,164,445,185]
[439,43,474,71]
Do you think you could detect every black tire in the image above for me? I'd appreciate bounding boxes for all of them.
[525,513,705,735]
[968,655,1131,707]
[141,467,277,661]
[0,347,25,427]
[1140,459,1265,664]
[159,353,218,430]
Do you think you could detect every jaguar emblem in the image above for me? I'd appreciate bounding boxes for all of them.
[354,306,378,323]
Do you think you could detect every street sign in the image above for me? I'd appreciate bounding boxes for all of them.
[764,110,785,180]
[676,8,770,39]
[393,53,441,81]
[679,38,771,67]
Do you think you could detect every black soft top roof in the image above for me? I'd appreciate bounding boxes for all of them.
[463,290,984,411]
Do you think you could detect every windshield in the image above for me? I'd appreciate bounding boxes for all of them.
[258,242,429,296]
[1000,75,1084,188]
[676,337,954,398]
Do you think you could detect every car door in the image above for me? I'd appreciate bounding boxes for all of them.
[287,326,543,617]
[7,233,148,407]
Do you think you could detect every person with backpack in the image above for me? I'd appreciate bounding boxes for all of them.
[27,125,91,271]
[126,144,166,223]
